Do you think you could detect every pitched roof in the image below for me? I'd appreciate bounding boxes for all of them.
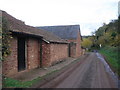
[37,25,81,40]
[1,10,68,43]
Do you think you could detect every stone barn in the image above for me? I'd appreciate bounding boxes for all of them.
[2,11,68,76]
[37,25,82,57]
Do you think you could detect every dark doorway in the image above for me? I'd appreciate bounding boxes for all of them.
[68,43,71,57]
[18,37,26,71]
[39,40,42,68]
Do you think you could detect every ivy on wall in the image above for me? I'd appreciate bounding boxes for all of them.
[2,17,12,60]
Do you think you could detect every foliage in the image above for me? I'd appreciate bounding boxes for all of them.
[82,17,120,50]
[90,18,119,49]
[99,46,120,77]
[81,38,92,50]
[2,17,12,60]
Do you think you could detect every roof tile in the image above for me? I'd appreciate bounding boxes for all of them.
[2,11,67,43]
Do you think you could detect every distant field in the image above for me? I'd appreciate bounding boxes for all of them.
[99,46,120,78]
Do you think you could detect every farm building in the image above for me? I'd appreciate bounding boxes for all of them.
[2,11,69,76]
[37,25,82,57]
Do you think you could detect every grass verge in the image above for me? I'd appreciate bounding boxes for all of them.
[3,76,41,88]
[3,69,59,88]
[99,46,120,77]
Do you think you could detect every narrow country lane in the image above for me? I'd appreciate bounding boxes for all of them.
[39,52,118,88]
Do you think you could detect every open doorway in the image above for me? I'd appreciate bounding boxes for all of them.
[17,37,26,71]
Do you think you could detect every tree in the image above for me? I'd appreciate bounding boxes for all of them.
[81,38,92,49]
[92,18,120,48]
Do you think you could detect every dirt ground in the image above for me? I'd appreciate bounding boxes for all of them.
[38,52,118,88]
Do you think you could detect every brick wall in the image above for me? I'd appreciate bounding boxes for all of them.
[67,39,76,43]
[76,31,82,57]
[27,38,40,69]
[67,31,82,58]
[3,36,41,76]
[2,36,18,76]
[2,36,70,76]
[42,41,51,67]
[42,42,68,67]
[67,40,77,58]
[50,43,68,66]
[69,42,76,58]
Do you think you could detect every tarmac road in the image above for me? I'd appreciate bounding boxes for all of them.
[39,52,118,88]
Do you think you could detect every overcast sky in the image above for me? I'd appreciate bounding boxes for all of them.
[0,0,119,36]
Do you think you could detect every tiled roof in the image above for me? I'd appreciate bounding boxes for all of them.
[37,25,81,40]
[1,10,68,43]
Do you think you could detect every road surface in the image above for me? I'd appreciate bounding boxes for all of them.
[39,52,118,88]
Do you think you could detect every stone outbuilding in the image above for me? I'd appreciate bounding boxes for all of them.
[37,25,82,57]
[2,11,69,76]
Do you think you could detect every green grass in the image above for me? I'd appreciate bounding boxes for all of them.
[3,76,42,88]
[3,69,59,88]
[99,46,120,77]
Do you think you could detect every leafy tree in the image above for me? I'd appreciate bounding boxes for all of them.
[92,18,119,48]
[81,38,92,49]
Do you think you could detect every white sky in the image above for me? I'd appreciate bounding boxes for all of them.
[0,0,119,36]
